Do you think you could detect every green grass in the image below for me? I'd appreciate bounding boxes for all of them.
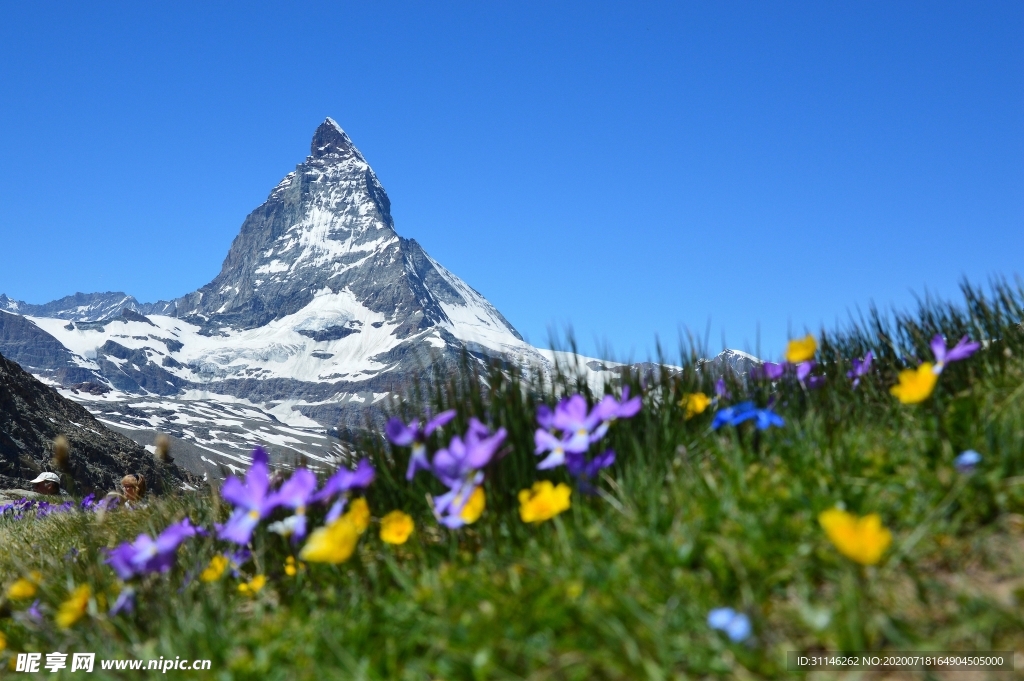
[2,280,1024,680]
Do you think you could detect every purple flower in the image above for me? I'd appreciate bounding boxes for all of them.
[266,468,318,541]
[217,447,278,545]
[847,351,873,388]
[594,386,642,422]
[536,404,555,430]
[566,449,616,494]
[432,473,483,529]
[708,607,752,642]
[385,410,456,480]
[534,389,639,473]
[954,449,982,473]
[761,362,786,380]
[715,377,730,400]
[795,361,825,389]
[534,429,582,470]
[428,419,506,527]
[105,518,200,580]
[552,395,609,451]
[432,419,506,489]
[316,458,375,501]
[931,334,981,371]
[313,458,375,522]
[109,588,135,616]
[24,600,43,622]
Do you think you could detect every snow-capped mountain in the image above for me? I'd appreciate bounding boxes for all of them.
[0,119,624,477]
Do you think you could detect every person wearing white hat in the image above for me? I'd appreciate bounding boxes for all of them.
[29,472,61,496]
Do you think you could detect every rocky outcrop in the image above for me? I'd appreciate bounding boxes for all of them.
[0,350,199,493]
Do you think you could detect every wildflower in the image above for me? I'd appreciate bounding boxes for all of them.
[819,508,892,565]
[795,361,825,389]
[345,497,371,534]
[954,449,982,473]
[518,481,572,524]
[300,515,360,564]
[711,402,784,430]
[6,571,41,600]
[565,449,615,493]
[847,351,873,388]
[237,575,266,596]
[931,334,980,371]
[56,585,91,628]
[217,447,279,545]
[25,600,43,622]
[714,377,730,399]
[109,588,135,616]
[314,458,375,523]
[534,390,637,473]
[707,607,752,642]
[758,361,786,381]
[459,487,486,524]
[889,363,939,404]
[552,395,609,451]
[430,420,506,528]
[200,555,229,582]
[266,468,318,541]
[680,392,711,420]
[536,404,555,429]
[786,334,817,363]
[594,386,642,423]
[533,429,575,470]
[105,519,200,580]
[385,410,456,480]
[380,510,415,545]
[284,556,305,577]
[0,630,5,652]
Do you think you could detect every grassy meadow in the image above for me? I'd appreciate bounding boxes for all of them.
[2,281,1024,680]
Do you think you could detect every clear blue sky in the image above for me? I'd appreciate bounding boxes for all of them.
[1,2,1021,361]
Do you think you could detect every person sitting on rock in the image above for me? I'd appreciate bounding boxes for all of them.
[29,472,61,496]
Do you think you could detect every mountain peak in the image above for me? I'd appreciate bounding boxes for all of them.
[310,117,360,160]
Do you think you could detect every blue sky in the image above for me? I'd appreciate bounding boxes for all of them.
[0,2,1021,361]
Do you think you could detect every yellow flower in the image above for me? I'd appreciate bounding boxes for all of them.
[819,508,892,565]
[345,497,371,534]
[300,516,360,564]
[786,334,817,363]
[200,555,228,582]
[284,556,305,577]
[5,571,41,600]
[0,629,5,652]
[460,487,486,524]
[890,362,938,404]
[380,510,415,545]
[56,585,91,629]
[679,392,711,420]
[518,481,572,524]
[237,574,266,596]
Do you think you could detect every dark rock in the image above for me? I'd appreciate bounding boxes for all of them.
[297,326,358,342]
[0,350,200,493]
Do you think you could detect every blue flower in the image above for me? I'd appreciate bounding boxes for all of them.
[954,449,982,473]
[707,607,752,642]
[711,402,784,430]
